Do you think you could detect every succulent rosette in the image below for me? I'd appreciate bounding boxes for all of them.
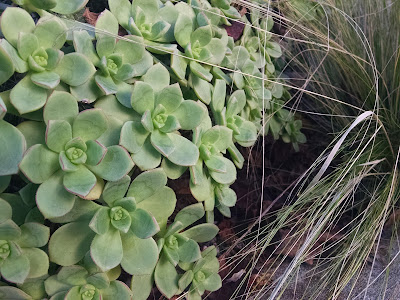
[119,63,206,170]
[0,7,96,115]
[19,91,134,219]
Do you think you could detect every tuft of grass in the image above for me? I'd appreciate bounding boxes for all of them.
[223,0,400,299]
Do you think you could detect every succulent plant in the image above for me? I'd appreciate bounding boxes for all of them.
[154,203,219,298]
[119,63,206,170]
[72,10,153,104]
[0,199,49,284]
[44,255,132,300]
[12,0,88,15]
[49,169,176,276]
[19,91,134,218]
[0,8,96,114]
[177,246,222,300]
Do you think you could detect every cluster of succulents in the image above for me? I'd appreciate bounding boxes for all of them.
[0,0,305,299]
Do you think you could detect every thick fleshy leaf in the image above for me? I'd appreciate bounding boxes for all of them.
[154,253,179,298]
[190,26,212,47]
[0,198,12,223]
[174,203,205,229]
[151,132,199,167]
[50,198,100,224]
[63,166,97,198]
[49,221,95,266]
[180,224,219,243]
[88,145,134,181]
[0,121,26,176]
[34,17,66,50]
[0,219,21,240]
[95,74,118,95]
[203,273,222,292]
[55,53,96,86]
[216,186,236,207]
[155,84,183,114]
[95,10,119,57]
[0,45,14,85]
[130,274,153,300]
[91,227,123,271]
[143,63,170,92]
[1,194,29,226]
[177,239,201,263]
[0,39,28,74]
[1,7,35,48]
[17,121,45,149]
[121,234,158,275]
[10,76,47,114]
[190,61,213,82]
[102,281,132,300]
[211,79,226,112]
[72,109,108,141]
[190,74,212,104]
[43,91,79,124]
[130,136,161,170]
[172,100,206,130]
[36,171,76,219]
[73,30,99,65]
[108,0,131,28]
[1,253,30,284]
[140,110,153,132]
[0,286,32,300]
[208,156,236,184]
[22,248,49,279]
[89,207,110,235]
[59,151,78,172]
[114,35,146,65]
[85,140,107,166]
[178,270,194,291]
[171,49,188,81]
[45,120,72,153]
[174,14,193,48]
[202,126,232,152]
[130,209,159,239]
[51,0,88,14]
[17,223,49,248]
[131,81,154,115]
[161,158,187,180]
[126,168,167,202]
[226,90,246,117]
[19,144,59,184]
[31,71,60,89]
[70,77,104,104]
[136,187,176,223]
[120,121,149,154]
[102,175,130,207]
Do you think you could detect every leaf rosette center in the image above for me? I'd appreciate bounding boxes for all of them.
[80,284,97,300]
[0,240,10,262]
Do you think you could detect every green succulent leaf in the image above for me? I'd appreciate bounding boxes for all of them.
[43,91,79,124]
[1,251,30,284]
[143,63,170,93]
[101,281,132,300]
[23,248,49,279]
[120,234,158,275]
[33,16,67,50]
[130,274,153,300]
[19,144,59,184]
[36,171,76,219]
[154,253,179,298]
[130,208,159,239]
[49,221,95,266]
[0,219,21,240]
[45,120,72,153]
[17,223,49,248]
[0,120,26,176]
[0,198,12,223]
[180,223,219,243]
[0,7,35,48]
[0,286,32,300]
[51,0,89,14]
[177,239,201,263]
[55,53,96,87]
[0,44,14,85]
[174,14,193,48]
[102,175,130,207]
[31,71,61,90]
[0,39,28,73]
[131,81,155,114]
[130,136,162,170]
[63,165,97,198]
[10,76,48,115]
[72,109,108,141]
[91,227,123,271]
[88,145,134,181]
[127,168,167,202]
[175,203,205,229]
